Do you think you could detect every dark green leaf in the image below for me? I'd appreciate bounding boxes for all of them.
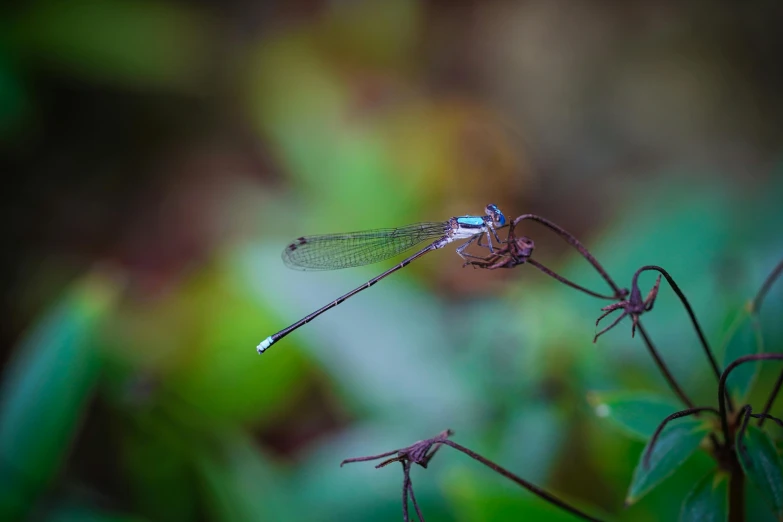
[737,425,783,518]
[588,391,681,440]
[720,304,764,402]
[680,469,728,522]
[626,418,711,505]
[0,271,121,521]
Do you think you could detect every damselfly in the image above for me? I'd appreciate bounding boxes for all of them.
[256,204,507,354]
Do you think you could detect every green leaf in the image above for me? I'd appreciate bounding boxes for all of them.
[680,469,728,522]
[588,390,681,440]
[626,418,711,505]
[738,425,783,518]
[0,270,122,521]
[720,303,764,402]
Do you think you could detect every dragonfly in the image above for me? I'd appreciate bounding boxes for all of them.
[256,204,507,354]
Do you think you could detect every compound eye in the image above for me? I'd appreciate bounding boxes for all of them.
[486,204,505,226]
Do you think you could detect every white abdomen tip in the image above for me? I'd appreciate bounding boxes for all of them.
[257,336,274,354]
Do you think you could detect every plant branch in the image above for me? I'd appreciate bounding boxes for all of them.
[441,440,604,522]
[512,214,626,298]
[634,266,722,385]
[752,257,783,426]
[643,407,720,468]
[728,450,745,522]
[401,460,425,522]
[758,371,783,428]
[751,257,783,313]
[719,354,783,444]
[527,258,620,300]
[636,321,696,409]
[735,405,753,462]
[750,413,783,429]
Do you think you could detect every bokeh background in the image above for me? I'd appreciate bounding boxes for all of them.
[2,1,783,521]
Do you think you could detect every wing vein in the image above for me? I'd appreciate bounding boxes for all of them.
[281,222,450,270]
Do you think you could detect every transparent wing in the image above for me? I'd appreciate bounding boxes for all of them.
[281,221,450,270]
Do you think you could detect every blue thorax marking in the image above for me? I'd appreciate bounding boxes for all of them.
[456,216,486,227]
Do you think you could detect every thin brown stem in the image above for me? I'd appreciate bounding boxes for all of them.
[719,354,783,445]
[408,471,425,522]
[758,371,783,427]
[753,257,783,426]
[593,308,628,342]
[512,214,625,298]
[751,257,783,313]
[728,452,745,522]
[634,266,723,385]
[636,322,696,409]
[726,405,751,522]
[643,407,720,468]
[736,405,753,457]
[441,440,604,522]
[341,449,399,467]
[750,413,783,428]
[527,259,620,300]
[401,461,411,522]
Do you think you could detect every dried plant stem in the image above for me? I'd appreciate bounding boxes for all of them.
[750,412,783,428]
[751,257,783,313]
[758,371,783,428]
[442,440,604,522]
[643,407,720,468]
[728,453,745,522]
[512,214,625,298]
[634,266,722,385]
[753,257,783,426]
[718,354,783,444]
[527,258,619,299]
[636,322,696,409]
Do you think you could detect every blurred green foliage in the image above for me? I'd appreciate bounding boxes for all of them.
[1,1,782,521]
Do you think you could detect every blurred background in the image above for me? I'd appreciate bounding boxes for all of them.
[1,1,783,521]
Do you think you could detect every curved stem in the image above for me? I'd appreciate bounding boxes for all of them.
[636,321,696,409]
[643,407,720,468]
[409,481,425,522]
[512,214,625,298]
[633,266,722,385]
[401,461,411,522]
[719,354,783,444]
[750,413,783,429]
[758,371,783,427]
[753,258,783,427]
[752,257,783,313]
[441,440,604,522]
[735,405,753,459]
[527,259,619,300]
